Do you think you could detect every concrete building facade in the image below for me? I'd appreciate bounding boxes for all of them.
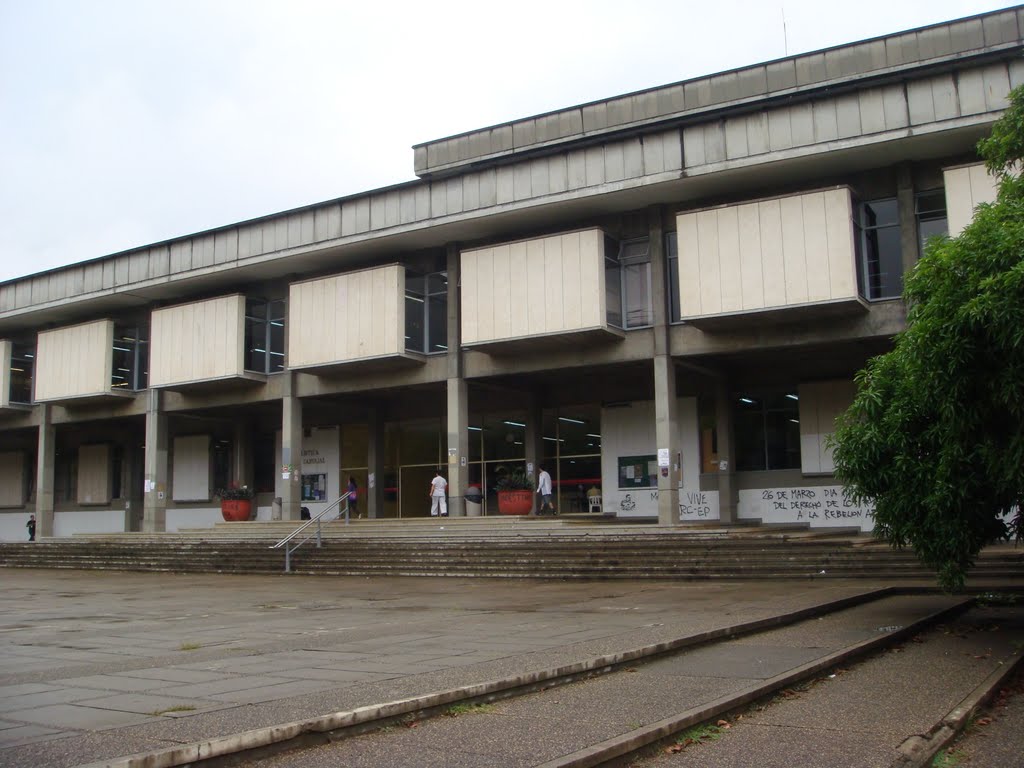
[0,8,1020,540]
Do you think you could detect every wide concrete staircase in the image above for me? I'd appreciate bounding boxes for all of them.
[1,517,1021,581]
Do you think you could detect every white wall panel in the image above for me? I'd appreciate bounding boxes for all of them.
[172,435,211,502]
[150,295,245,386]
[677,188,858,320]
[0,340,12,408]
[166,507,222,532]
[77,444,112,505]
[288,264,404,368]
[944,162,999,236]
[0,451,25,507]
[53,509,125,537]
[799,380,857,474]
[35,320,113,401]
[460,229,607,345]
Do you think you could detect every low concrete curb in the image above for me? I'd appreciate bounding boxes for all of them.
[534,598,973,768]
[76,588,896,768]
[892,645,1024,768]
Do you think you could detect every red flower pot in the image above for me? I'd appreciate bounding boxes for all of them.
[497,490,532,515]
[221,500,252,522]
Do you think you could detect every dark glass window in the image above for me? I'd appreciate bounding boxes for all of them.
[665,231,680,323]
[734,391,801,471]
[111,324,148,390]
[212,439,231,494]
[856,198,903,300]
[111,445,123,499]
[245,298,286,374]
[405,270,447,354]
[254,433,277,493]
[604,236,623,328]
[9,342,34,403]
[916,190,948,256]
[620,239,652,328]
[605,237,651,328]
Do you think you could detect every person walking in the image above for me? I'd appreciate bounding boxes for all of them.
[26,514,36,541]
[537,466,555,515]
[347,476,359,518]
[429,470,448,517]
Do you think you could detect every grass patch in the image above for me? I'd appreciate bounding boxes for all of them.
[444,702,496,717]
[932,748,966,768]
[178,642,202,651]
[149,705,196,716]
[677,723,723,744]
[976,592,1019,607]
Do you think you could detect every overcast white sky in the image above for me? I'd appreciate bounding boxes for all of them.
[0,0,1017,283]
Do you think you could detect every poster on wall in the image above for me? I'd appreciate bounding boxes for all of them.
[302,473,327,502]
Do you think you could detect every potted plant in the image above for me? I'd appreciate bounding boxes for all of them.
[494,469,535,516]
[216,483,255,522]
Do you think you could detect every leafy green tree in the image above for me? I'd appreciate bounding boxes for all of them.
[831,85,1024,591]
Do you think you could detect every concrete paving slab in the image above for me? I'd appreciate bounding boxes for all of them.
[0,687,117,713]
[0,683,61,697]
[53,675,166,693]
[109,668,236,684]
[156,676,302,698]
[75,692,218,715]
[5,703,156,730]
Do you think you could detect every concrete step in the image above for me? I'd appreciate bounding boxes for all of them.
[2,524,1019,582]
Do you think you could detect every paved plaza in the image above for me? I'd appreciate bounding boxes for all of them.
[0,568,913,767]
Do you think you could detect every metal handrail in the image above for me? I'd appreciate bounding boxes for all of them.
[270,496,350,573]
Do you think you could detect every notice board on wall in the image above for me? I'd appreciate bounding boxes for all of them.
[617,455,657,489]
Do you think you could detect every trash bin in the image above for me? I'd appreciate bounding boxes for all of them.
[466,484,483,517]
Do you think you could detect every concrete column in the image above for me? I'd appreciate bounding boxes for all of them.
[233,419,252,490]
[367,407,385,519]
[648,205,679,526]
[654,356,680,526]
[143,389,168,533]
[446,378,469,517]
[35,405,55,538]
[444,243,469,517]
[897,163,918,278]
[280,374,302,521]
[715,383,737,524]
[525,400,543,515]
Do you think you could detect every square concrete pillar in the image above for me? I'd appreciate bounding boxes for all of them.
[446,377,469,516]
[280,375,302,521]
[654,355,680,526]
[525,400,543,515]
[143,390,168,533]
[233,420,252,490]
[35,405,55,538]
[715,383,737,524]
[367,407,385,519]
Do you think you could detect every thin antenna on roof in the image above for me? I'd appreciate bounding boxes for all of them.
[782,7,789,56]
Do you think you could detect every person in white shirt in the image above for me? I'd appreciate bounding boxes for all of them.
[429,471,448,517]
[537,466,555,515]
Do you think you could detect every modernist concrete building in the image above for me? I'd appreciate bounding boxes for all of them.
[0,8,1020,540]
